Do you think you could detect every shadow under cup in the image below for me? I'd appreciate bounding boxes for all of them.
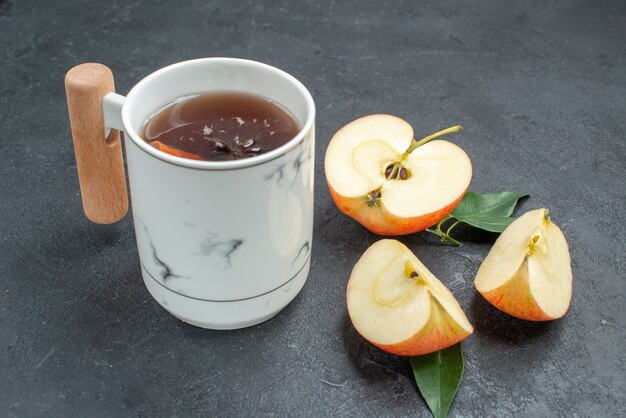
[121,58,316,329]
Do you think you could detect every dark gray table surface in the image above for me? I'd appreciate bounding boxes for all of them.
[1,0,625,416]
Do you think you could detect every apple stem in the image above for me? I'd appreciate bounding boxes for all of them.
[404,125,463,155]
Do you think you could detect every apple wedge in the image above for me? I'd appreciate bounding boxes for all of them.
[347,239,473,356]
[474,208,572,321]
[325,115,472,236]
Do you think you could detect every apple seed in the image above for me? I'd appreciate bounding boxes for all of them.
[384,163,411,181]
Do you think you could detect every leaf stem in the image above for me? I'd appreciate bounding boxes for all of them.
[424,190,529,246]
[446,220,462,236]
[437,215,452,233]
[425,215,462,246]
[441,234,462,247]
[425,227,444,238]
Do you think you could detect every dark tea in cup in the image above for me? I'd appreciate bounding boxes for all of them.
[141,92,300,161]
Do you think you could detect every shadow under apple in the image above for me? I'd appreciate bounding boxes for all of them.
[341,313,414,385]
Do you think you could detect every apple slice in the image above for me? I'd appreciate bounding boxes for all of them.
[474,208,572,321]
[347,239,473,356]
[325,115,472,236]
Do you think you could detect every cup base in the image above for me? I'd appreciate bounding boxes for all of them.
[141,257,310,330]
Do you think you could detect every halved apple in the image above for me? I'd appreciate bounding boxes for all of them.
[347,239,473,356]
[474,208,572,321]
[325,115,472,236]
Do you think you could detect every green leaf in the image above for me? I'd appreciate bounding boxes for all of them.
[450,191,529,233]
[410,343,464,418]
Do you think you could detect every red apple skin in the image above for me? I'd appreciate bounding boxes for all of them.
[328,182,467,236]
[478,266,567,321]
[373,326,471,357]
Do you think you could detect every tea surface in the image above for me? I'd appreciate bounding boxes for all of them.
[142,92,300,161]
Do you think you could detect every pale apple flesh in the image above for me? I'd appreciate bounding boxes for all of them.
[474,208,572,321]
[347,239,473,356]
[325,114,472,235]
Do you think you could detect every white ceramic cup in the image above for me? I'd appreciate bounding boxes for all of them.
[65,58,315,329]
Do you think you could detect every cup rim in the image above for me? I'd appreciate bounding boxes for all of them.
[121,57,315,170]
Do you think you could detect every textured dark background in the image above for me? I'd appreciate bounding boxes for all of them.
[1,0,625,416]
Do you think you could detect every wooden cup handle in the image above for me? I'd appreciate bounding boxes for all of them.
[65,63,128,224]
